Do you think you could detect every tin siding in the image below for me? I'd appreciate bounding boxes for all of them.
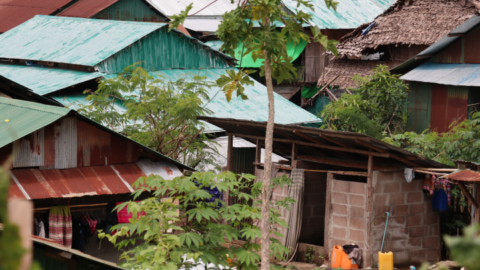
[407,81,432,133]
[13,130,45,168]
[96,27,230,73]
[93,0,166,22]
[430,84,448,132]
[464,25,480,64]
[54,117,77,169]
[432,37,464,64]
[446,85,468,129]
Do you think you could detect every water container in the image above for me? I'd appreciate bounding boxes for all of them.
[378,251,394,270]
[341,251,359,269]
[331,245,343,268]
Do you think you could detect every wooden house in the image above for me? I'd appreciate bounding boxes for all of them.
[395,15,480,133]
[320,0,476,92]
[0,76,189,263]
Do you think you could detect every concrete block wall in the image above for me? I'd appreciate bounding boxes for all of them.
[371,170,441,266]
[325,177,368,265]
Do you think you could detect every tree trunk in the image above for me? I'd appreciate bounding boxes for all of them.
[260,50,275,270]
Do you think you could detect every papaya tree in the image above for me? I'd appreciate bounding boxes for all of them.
[170,1,339,268]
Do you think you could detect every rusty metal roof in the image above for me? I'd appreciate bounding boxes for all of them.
[0,0,72,33]
[197,116,448,169]
[9,159,182,200]
[57,0,118,17]
[443,169,480,182]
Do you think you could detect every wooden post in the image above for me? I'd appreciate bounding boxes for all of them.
[255,139,262,164]
[8,199,33,270]
[458,182,479,208]
[226,135,234,206]
[365,154,374,268]
[291,143,298,168]
[324,173,334,267]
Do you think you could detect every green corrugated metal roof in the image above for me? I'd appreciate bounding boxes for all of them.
[52,68,320,132]
[282,0,396,29]
[0,97,70,147]
[0,15,165,66]
[0,63,103,95]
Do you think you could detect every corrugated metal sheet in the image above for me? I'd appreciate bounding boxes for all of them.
[401,62,480,87]
[407,81,431,133]
[57,0,118,17]
[13,129,45,168]
[233,148,256,175]
[0,97,70,148]
[93,0,166,22]
[0,63,103,95]
[54,117,77,169]
[282,0,396,29]
[464,25,480,63]
[205,40,224,51]
[8,159,181,199]
[432,37,463,64]
[136,159,183,180]
[32,239,125,270]
[444,169,480,182]
[0,15,164,66]
[184,19,222,32]
[54,69,320,132]
[147,0,238,17]
[0,0,72,33]
[97,27,230,73]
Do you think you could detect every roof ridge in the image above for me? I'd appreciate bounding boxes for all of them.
[0,96,70,115]
[35,15,167,26]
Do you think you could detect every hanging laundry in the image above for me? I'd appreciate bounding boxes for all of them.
[404,168,415,183]
[49,206,72,248]
[423,174,435,195]
[116,201,146,223]
[432,177,451,212]
[342,244,359,254]
[348,247,363,266]
[71,217,85,252]
[34,217,45,238]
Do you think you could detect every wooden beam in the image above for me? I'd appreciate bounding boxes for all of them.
[319,134,350,148]
[365,153,374,268]
[355,139,418,167]
[227,135,234,172]
[274,130,296,140]
[237,124,264,137]
[255,139,262,164]
[293,130,325,145]
[226,132,390,158]
[292,143,298,167]
[457,182,479,209]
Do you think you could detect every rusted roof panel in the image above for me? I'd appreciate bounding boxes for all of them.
[9,160,182,199]
[0,0,72,33]
[57,0,118,18]
[443,169,480,182]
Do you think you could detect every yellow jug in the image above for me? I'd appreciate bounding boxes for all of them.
[378,251,393,270]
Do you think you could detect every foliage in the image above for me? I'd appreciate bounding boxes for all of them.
[76,63,220,171]
[99,171,295,270]
[0,158,42,270]
[320,65,408,139]
[444,224,480,270]
[383,111,480,166]
[305,247,315,264]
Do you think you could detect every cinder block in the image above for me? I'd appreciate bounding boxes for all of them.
[409,203,425,215]
[349,182,366,194]
[383,182,400,193]
[409,226,424,238]
[334,180,349,192]
[350,229,365,242]
[410,249,426,263]
[349,194,365,205]
[350,217,365,230]
[406,215,422,227]
[392,205,408,216]
[333,192,347,204]
[390,193,405,205]
[407,191,423,203]
[333,215,347,227]
[374,194,387,206]
[350,206,365,217]
[406,238,422,249]
[423,236,439,249]
[426,249,440,262]
[332,204,347,215]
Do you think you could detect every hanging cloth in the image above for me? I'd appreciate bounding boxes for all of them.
[283,169,305,261]
[34,217,45,238]
[404,168,415,183]
[423,175,435,195]
[49,206,72,248]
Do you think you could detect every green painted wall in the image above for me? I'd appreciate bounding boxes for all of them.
[93,0,166,22]
[96,27,230,73]
[407,81,432,133]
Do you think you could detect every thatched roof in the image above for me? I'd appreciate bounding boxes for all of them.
[336,0,477,59]
[317,59,403,89]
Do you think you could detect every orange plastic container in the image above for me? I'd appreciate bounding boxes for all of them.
[341,251,359,269]
[331,245,344,268]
